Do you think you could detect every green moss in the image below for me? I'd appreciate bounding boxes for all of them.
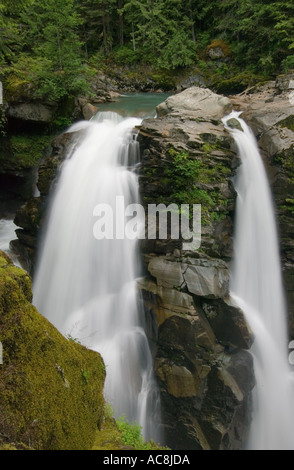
[206,39,231,58]
[273,146,294,183]
[92,403,168,450]
[92,416,125,450]
[10,134,52,169]
[210,212,228,222]
[277,116,294,132]
[0,133,52,173]
[282,198,294,215]
[212,73,267,94]
[145,148,232,225]
[5,73,33,102]
[0,440,33,450]
[116,415,168,450]
[0,251,106,450]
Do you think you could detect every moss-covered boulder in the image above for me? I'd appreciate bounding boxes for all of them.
[0,250,105,450]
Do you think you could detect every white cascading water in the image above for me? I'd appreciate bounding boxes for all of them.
[0,218,21,267]
[33,112,161,442]
[223,111,294,450]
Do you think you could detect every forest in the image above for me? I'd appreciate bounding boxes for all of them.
[0,0,293,103]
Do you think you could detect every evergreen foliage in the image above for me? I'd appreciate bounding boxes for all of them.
[0,0,293,101]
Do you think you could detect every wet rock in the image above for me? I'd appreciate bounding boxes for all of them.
[226,117,243,132]
[82,103,98,120]
[202,297,254,349]
[155,359,201,398]
[183,259,230,299]
[148,257,185,289]
[138,277,197,326]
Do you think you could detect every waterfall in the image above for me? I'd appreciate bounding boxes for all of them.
[223,111,294,450]
[33,112,161,443]
[0,218,21,267]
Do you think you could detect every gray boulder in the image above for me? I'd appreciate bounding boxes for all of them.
[156,86,232,121]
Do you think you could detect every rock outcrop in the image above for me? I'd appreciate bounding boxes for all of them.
[0,250,105,450]
[156,87,232,121]
[0,132,52,204]
[137,87,254,450]
[7,102,56,123]
[10,131,76,273]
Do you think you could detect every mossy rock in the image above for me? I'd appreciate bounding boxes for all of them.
[277,115,294,132]
[211,72,267,95]
[226,118,243,132]
[141,147,233,226]
[0,134,52,173]
[92,416,125,450]
[206,40,231,60]
[0,251,106,450]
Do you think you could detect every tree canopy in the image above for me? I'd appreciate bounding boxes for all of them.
[0,0,293,101]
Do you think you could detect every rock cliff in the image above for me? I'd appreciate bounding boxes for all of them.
[137,87,254,449]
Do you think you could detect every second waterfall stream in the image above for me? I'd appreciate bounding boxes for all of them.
[33,112,161,443]
[223,111,294,450]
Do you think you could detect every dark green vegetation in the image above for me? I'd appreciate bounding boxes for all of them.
[141,147,232,226]
[0,0,293,104]
[0,134,52,171]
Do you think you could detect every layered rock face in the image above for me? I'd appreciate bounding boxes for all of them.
[137,87,255,450]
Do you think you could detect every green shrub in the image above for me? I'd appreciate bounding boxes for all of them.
[111,46,141,66]
[116,415,167,450]
[282,56,294,72]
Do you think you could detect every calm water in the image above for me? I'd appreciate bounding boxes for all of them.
[95,92,171,118]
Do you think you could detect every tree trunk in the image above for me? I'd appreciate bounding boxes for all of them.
[118,0,124,46]
[132,22,136,51]
[189,0,196,43]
